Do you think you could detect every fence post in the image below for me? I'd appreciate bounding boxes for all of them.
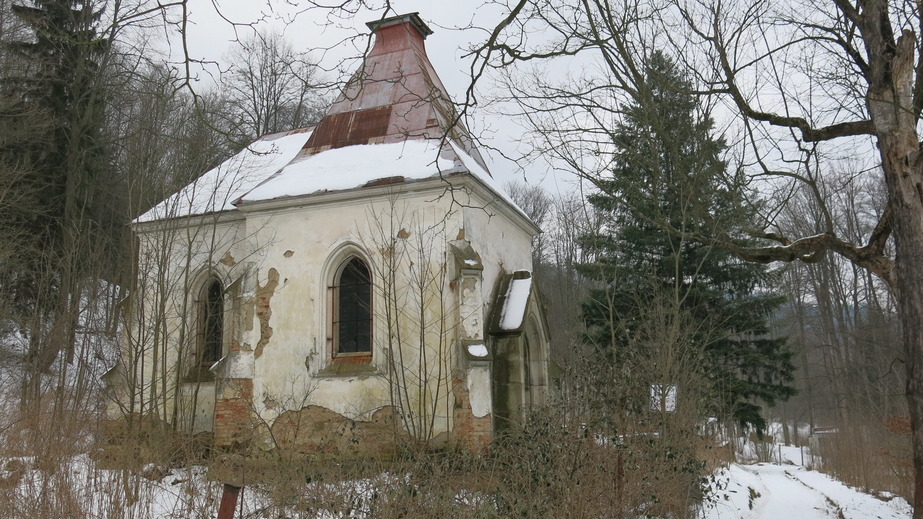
[217,484,242,519]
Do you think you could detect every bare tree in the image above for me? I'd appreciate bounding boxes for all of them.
[505,182,603,370]
[773,169,907,493]
[222,31,327,144]
[365,202,455,445]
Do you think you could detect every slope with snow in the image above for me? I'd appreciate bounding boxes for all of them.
[703,445,911,519]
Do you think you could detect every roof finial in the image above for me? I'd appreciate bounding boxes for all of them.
[366,12,433,38]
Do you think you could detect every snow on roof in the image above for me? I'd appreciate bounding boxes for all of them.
[448,140,533,223]
[499,272,533,331]
[237,139,534,226]
[467,343,489,358]
[135,132,536,228]
[133,13,537,227]
[241,139,456,202]
[134,129,312,223]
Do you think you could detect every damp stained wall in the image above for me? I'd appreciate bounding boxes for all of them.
[122,173,538,446]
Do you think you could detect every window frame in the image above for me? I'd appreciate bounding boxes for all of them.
[328,255,373,359]
[191,276,225,379]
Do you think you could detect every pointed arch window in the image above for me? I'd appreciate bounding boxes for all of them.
[331,257,372,355]
[199,278,224,367]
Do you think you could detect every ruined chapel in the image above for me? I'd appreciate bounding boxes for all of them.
[110,13,550,455]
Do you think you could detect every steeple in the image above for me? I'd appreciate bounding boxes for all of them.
[301,13,488,173]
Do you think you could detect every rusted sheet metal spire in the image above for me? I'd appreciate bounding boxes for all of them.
[302,12,489,173]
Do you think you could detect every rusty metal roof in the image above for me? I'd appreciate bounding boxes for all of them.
[302,13,489,173]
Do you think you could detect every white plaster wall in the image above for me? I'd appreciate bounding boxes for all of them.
[242,187,465,436]
[462,201,536,302]
[467,366,492,418]
[125,176,537,441]
[179,384,216,433]
[127,215,257,430]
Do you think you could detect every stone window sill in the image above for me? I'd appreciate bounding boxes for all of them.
[183,366,216,383]
[315,355,382,378]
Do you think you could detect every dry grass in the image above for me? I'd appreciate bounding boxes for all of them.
[13,386,886,518]
[813,423,912,501]
[0,388,718,519]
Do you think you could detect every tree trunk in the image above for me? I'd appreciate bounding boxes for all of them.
[890,192,923,518]
[853,10,923,510]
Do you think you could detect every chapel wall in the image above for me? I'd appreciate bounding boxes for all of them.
[241,188,464,444]
[125,216,254,433]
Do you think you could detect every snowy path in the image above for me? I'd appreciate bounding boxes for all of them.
[702,447,911,519]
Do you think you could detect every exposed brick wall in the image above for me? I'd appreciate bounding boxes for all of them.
[271,405,402,459]
[452,378,492,452]
[214,378,253,448]
[212,378,495,454]
[253,268,279,359]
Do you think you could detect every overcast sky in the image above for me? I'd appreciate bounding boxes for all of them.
[171,0,569,194]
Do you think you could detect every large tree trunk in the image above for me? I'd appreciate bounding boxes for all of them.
[882,150,923,517]
[895,225,923,518]
[866,28,923,518]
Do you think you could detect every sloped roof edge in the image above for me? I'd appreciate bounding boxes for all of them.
[133,128,313,223]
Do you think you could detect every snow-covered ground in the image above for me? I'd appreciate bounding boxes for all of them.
[1,442,912,517]
[702,445,912,519]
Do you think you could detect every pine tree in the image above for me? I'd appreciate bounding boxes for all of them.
[579,52,795,432]
[0,0,111,393]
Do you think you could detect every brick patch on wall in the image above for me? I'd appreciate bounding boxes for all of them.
[271,405,402,459]
[452,378,492,452]
[214,378,254,447]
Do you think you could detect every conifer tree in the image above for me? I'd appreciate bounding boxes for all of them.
[0,0,112,395]
[579,52,795,432]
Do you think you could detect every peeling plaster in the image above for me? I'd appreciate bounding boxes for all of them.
[222,351,254,378]
[231,339,252,353]
[219,251,236,266]
[304,350,317,372]
[467,367,492,418]
[254,268,279,359]
[271,405,403,457]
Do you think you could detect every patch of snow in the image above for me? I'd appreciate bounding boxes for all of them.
[499,273,532,330]
[702,445,912,519]
[241,139,457,202]
[703,462,911,519]
[464,259,479,265]
[136,130,312,222]
[467,344,488,357]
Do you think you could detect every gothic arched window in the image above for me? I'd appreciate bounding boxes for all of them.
[331,257,372,355]
[199,278,224,367]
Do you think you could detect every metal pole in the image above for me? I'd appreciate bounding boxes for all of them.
[217,484,241,519]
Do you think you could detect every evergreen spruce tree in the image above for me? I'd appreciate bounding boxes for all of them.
[0,0,111,393]
[579,52,795,432]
